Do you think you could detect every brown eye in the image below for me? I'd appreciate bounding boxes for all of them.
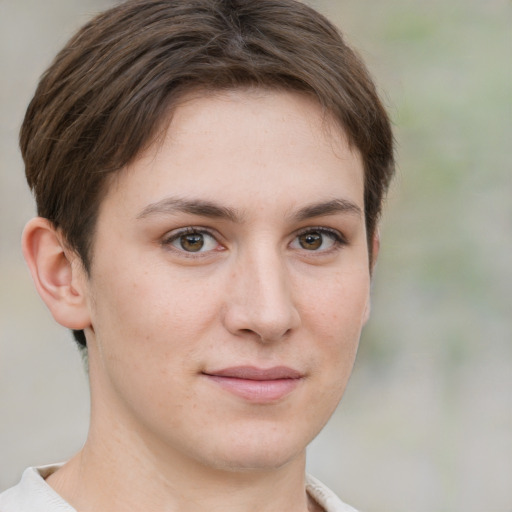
[179,233,204,252]
[291,228,343,252]
[166,229,219,254]
[298,231,323,250]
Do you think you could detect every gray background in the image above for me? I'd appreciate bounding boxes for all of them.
[1,1,511,511]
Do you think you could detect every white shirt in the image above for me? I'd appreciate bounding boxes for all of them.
[0,464,358,512]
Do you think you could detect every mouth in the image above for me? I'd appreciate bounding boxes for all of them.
[202,366,303,403]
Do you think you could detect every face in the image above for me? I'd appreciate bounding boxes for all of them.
[81,89,371,473]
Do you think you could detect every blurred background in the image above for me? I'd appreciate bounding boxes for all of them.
[0,0,510,510]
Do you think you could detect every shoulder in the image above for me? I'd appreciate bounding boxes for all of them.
[0,465,75,512]
[1,467,357,512]
[306,474,359,512]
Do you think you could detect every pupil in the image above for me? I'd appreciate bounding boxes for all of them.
[181,233,204,252]
[300,232,322,250]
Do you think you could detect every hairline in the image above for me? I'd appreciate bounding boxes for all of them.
[82,85,373,275]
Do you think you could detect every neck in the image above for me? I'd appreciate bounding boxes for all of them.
[47,421,315,512]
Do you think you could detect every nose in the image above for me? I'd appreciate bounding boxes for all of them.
[222,246,301,343]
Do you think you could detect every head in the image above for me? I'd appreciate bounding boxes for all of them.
[20,0,396,478]
[20,0,394,351]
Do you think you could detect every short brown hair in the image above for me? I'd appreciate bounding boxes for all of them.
[20,0,395,348]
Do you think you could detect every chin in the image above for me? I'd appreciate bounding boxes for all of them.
[194,425,311,474]
[209,448,304,474]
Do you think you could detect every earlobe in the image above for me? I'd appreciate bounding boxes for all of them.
[22,217,91,330]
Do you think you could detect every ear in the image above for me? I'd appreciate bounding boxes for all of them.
[370,228,380,276]
[363,229,381,325]
[22,217,91,330]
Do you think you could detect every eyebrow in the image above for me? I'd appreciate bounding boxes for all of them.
[292,198,363,222]
[137,196,362,223]
[137,197,242,222]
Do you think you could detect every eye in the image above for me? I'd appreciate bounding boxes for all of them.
[164,228,220,253]
[290,228,345,252]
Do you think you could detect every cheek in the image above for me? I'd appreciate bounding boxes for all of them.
[86,269,202,422]
[297,269,369,403]
[87,262,226,398]
[91,258,217,334]
[300,269,370,341]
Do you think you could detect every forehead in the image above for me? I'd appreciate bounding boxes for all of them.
[100,88,364,219]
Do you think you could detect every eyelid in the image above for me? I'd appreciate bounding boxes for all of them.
[160,225,347,257]
[162,226,215,242]
[288,226,348,256]
[161,226,224,255]
[293,226,347,245]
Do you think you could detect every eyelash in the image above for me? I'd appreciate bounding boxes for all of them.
[162,227,221,255]
[293,226,347,251]
[161,226,347,257]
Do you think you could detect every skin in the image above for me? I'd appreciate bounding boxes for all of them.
[23,89,376,512]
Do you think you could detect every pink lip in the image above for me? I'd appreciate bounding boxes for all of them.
[203,366,303,403]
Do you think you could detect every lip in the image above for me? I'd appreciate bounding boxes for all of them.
[203,366,303,403]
